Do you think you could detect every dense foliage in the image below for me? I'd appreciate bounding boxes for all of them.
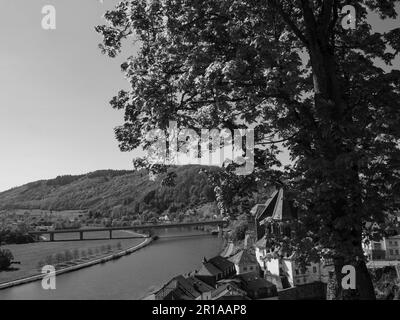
[0,248,14,271]
[96,0,400,299]
[0,166,217,216]
[0,229,34,245]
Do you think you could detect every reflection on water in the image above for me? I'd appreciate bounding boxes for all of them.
[0,228,223,300]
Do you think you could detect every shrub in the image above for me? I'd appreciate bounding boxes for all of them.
[0,249,14,270]
[64,250,73,262]
[73,249,80,260]
[45,255,53,266]
[37,260,45,270]
[55,253,65,264]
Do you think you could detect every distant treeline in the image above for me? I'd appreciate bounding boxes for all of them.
[0,166,218,220]
[0,229,35,245]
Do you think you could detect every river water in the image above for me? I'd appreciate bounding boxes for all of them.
[0,228,223,300]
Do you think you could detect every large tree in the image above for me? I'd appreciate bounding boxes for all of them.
[96,0,400,299]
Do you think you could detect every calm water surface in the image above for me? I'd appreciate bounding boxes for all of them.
[0,228,223,300]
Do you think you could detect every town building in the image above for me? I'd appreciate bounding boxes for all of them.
[235,272,277,299]
[228,249,259,275]
[146,275,214,300]
[210,282,249,300]
[252,188,330,290]
[363,235,400,261]
[196,255,236,287]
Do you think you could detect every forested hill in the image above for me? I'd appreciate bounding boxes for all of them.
[0,166,218,216]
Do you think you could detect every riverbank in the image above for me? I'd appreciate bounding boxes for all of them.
[0,234,153,290]
[0,229,223,299]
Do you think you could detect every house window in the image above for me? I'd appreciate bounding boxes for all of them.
[313,266,317,273]
[243,267,247,272]
[295,269,299,275]
[396,250,399,255]
[389,249,394,255]
[249,266,253,271]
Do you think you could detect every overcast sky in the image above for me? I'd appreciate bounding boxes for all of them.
[0,1,398,192]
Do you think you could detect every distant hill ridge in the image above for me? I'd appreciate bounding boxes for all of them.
[0,166,218,216]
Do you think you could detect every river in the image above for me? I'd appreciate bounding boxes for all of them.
[0,228,223,300]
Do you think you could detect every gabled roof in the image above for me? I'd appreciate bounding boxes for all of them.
[228,250,258,266]
[198,262,223,277]
[211,283,247,299]
[251,204,267,218]
[186,276,214,294]
[236,273,276,291]
[259,188,297,224]
[255,237,267,249]
[208,256,234,272]
[154,275,200,300]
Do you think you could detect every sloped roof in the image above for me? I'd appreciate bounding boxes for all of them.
[211,283,247,299]
[228,250,258,266]
[208,256,234,272]
[155,275,200,300]
[236,272,276,290]
[186,276,214,294]
[259,188,297,224]
[198,262,223,276]
[255,236,267,249]
[251,204,267,218]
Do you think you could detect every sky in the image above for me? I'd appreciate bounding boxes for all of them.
[0,0,142,192]
[0,1,398,192]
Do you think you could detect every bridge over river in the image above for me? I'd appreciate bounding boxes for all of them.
[28,220,229,241]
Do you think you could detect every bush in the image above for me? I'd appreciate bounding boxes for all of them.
[73,249,80,260]
[55,253,65,264]
[37,260,45,270]
[0,229,34,245]
[64,250,73,262]
[45,255,53,266]
[0,249,14,270]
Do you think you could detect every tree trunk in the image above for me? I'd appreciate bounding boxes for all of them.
[298,3,377,300]
[306,34,376,301]
[327,256,376,300]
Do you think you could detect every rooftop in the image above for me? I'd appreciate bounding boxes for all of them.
[228,250,258,266]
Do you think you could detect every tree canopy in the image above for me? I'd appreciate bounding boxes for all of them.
[96,0,400,299]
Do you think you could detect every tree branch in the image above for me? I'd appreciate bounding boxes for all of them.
[269,0,309,46]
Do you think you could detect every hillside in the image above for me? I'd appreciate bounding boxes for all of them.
[0,166,218,218]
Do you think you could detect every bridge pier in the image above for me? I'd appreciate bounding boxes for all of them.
[50,233,54,242]
[109,230,113,239]
[79,231,83,240]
